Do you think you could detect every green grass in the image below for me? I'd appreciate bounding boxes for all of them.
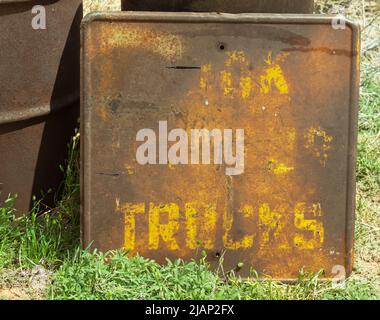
[1,0,379,300]
[48,250,379,300]
[0,132,80,272]
[357,80,380,194]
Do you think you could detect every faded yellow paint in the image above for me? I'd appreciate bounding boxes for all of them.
[260,51,289,94]
[201,64,212,73]
[148,203,180,250]
[240,76,252,99]
[305,126,333,166]
[268,158,294,175]
[185,202,217,249]
[220,70,234,96]
[200,78,207,91]
[200,64,212,91]
[225,51,248,67]
[294,202,324,249]
[117,202,145,250]
[118,201,326,253]
[286,127,297,143]
[223,205,254,250]
[225,51,252,99]
[240,204,254,218]
[125,164,135,175]
[258,203,284,247]
[199,50,290,100]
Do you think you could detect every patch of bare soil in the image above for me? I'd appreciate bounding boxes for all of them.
[0,288,30,300]
[0,266,51,300]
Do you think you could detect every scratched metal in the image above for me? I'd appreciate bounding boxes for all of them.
[122,0,314,14]
[0,0,82,213]
[82,12,360,280]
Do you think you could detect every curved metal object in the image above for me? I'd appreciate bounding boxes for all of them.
[122,0,314,13]
[0,94,78,125]
[0,0,82,213]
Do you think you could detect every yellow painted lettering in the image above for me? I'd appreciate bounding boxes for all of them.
[117,202,145,251]
[260,51,289,94]
[240,76,252,99]
[220,70,234,96]
[294,202,324,249]
[185,202,217,249]
[258,203,284,247]
[223,205,254,249]
[148,203,180,250]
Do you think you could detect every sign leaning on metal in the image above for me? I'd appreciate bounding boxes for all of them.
[81,12,360,280]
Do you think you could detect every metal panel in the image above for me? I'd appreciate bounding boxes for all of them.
[81,12,360,280]
[122,0,314,13]
[0,0,82,213]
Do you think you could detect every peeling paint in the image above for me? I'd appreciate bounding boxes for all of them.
[305,126,333,167]
[260,51,289,94]
[268,158,294,175]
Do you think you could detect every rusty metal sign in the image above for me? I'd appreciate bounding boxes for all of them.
[122,0,315,14]
[82,12,360,280]
[0,0,82,213]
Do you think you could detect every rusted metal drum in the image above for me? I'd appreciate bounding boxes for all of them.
[0,0,82,213]
[82,12,360,280]
[122,0,314,13]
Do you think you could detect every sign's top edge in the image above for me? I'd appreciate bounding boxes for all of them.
[81,12,360,32]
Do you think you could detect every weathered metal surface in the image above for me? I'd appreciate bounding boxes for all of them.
[0,0,82,213]
[122,0,314,13]
[82,12,360,280]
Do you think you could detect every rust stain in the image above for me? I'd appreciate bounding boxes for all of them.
[98,24,183,60]
[282,47,352,57]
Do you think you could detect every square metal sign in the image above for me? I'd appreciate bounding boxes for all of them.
[81,12,360,280]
